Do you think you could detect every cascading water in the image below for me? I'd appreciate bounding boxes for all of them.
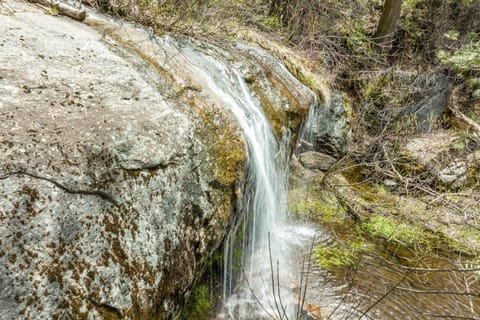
[160,37,317,319]
[296,103,322,154]
[219,76,296,320]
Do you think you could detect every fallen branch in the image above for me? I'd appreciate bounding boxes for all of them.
[449,105,480,134]
[30,0,87,21]
[396,286,480,297]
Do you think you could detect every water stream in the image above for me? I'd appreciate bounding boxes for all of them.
[140,34,318,319]
[211,67,317,320]
[218,72,295,319]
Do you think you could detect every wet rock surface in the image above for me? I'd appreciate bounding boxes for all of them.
[297,91,351,158]
[299,151,336,171]
[0,1,315,319]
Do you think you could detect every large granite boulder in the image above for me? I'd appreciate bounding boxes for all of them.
[0,6,243,320]
[0,1,315,319]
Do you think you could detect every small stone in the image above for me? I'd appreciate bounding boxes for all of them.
[299,151,336,171]
[384,179,397,187]
[438,161,467,185]
[244,74,256,84]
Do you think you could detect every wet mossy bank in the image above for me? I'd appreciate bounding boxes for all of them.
[289,159,480,264]
[287,155,480,318]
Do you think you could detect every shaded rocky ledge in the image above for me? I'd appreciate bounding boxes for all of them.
[0,1,316,319]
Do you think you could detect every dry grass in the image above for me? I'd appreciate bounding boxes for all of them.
[84,0,268,35]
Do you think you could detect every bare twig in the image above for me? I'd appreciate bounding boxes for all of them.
[268,234,285,320]
[395,286,480,297]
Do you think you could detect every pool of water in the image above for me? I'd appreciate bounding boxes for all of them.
[294,227,480,320]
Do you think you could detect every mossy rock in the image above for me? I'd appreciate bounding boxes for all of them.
[192,103,246,188]
[314,237,375,272]
[360,216,432,247]
[313,244,356,271]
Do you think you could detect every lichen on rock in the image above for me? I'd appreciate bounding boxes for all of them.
[0,1,317,319]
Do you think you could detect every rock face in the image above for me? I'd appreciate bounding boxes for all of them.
[0,1,315,319]
[297,91,351,158]
[397,74,451,132]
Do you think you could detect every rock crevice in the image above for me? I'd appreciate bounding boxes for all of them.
[0,171,119,206]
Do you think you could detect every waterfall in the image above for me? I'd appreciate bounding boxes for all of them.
[219,72,294,320]
[296,103,322,154]
[163,37,317,319]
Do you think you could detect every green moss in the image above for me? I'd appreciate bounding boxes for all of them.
[288,192,346,224]
[350,183,396,209]
[282,58,317,93]
[340,163,369,184]
[313,240,373,271]
[251,81,289,139]
[296,71,316,89]
[193,105,246,188]
[361,216,430,247]
[313,244,354,270]
[179,285,212,320]
[47,6,59,15]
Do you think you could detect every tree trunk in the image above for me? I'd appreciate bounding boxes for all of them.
[375,0,403,51]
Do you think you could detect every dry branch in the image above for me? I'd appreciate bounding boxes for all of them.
[449,105,480,134]
[396,286,480,297]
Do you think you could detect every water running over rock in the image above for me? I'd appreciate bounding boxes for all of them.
[163,47,321,319]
